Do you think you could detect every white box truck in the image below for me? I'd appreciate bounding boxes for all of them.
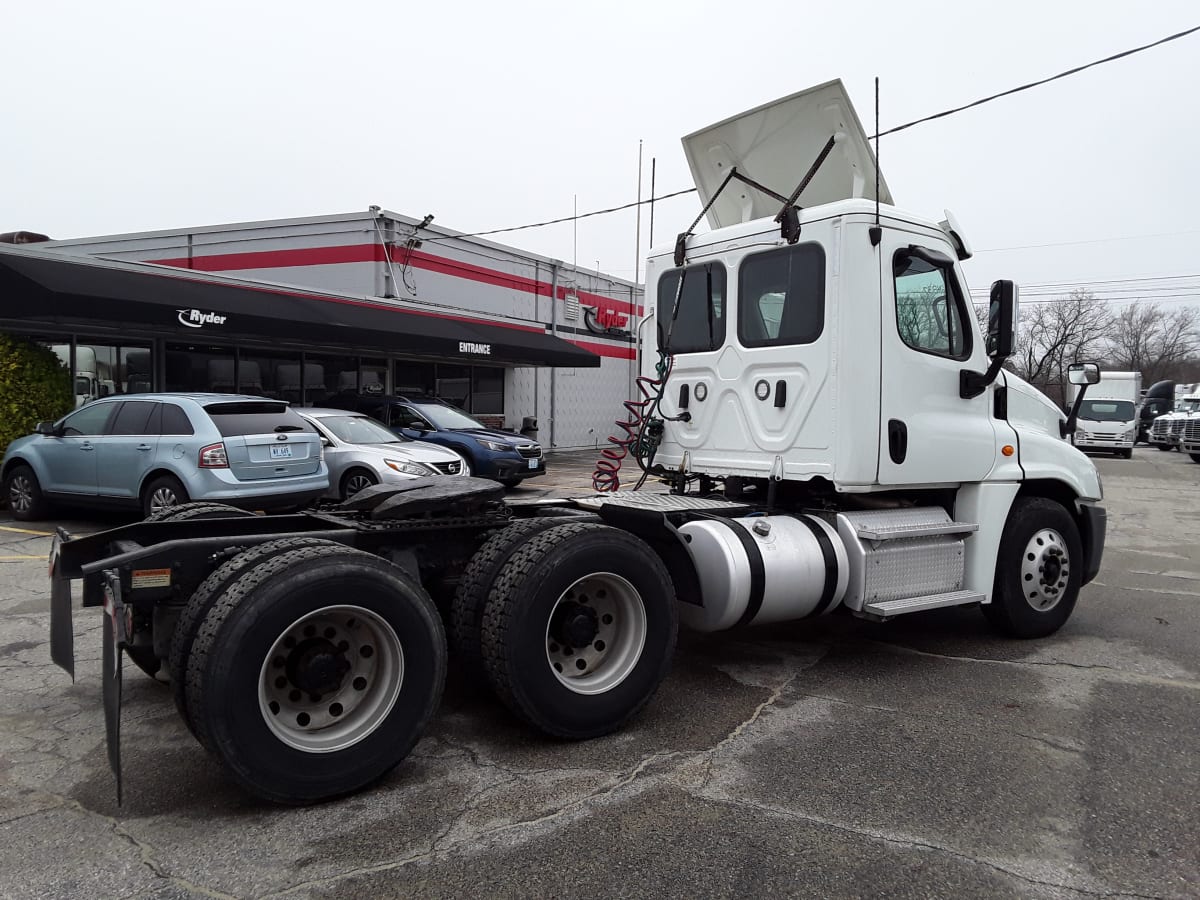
[1068,370,1140,458]
[42,80,1107,805]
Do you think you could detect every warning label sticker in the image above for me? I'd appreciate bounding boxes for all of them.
[131,568,172,589]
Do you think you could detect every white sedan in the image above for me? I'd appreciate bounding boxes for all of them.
[300,409,470,500]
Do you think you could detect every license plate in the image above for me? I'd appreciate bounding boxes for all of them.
[528,458,539,470]
[270,445,293,459]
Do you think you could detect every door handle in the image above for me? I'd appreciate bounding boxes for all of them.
[888,419,908,464]
[79,442,95,452]
[137,444,153,451]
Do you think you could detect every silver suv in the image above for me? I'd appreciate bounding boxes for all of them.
[1,394,328,520]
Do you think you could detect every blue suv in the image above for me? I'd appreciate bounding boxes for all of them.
[346,395,545,487]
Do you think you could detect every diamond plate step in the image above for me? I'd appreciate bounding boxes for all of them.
[860,589,985,619]
[573,492,752,513]
[855,521,978,541]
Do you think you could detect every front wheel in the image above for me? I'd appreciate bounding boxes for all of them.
[1156,444,1172,451]
[983,497,1082,639]
[340,468,379,500]
[480,523,678,739]
[4,464,48,521]
[1120,448,1133,459]
[185,544,446,804]
[497,477,523,489]
[1190,453,1200,464]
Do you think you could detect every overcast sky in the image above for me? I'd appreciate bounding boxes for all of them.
[6,1,1198,307]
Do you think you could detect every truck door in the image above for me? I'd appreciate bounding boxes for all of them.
[877,236,997,485]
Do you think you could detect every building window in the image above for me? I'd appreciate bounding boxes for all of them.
[238,350,302,401]
[393,361,435,397]
[436,364,471,409]
[471,367,504,414]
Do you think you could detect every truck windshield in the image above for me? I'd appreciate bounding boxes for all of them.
[1178,399,1200,413]
[1078,400,1135,422]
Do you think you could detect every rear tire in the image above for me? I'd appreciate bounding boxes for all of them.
[452,517,594,684]
[169,537,346,743]
[1156,444,1172,451]
[185,544,446,804]
[144,501,254,523]
[983,497,1081,639]
[480,523,678,739]
[142,475,189,519]
[4,464,48,521]
[1190,453,1200,464]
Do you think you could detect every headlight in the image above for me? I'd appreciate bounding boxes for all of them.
[385,459,434,477]
[478,439,512,452]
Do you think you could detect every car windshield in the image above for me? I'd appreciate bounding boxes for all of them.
[414,403,484,430]
[1078,400,1135,422]
[314,415,406,444]
[1178,399,1200,413]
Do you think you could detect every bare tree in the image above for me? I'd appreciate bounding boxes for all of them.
[1007,290,1112,408]
[1106,301,1200,385]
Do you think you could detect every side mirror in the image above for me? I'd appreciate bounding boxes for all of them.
[1062,361,1102,438]
[320,437,332,448]
[986,280,1018,359]
[1068,362,1100,386]
[35,421,58,436]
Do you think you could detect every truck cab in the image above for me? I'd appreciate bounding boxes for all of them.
[642,79,1103,621]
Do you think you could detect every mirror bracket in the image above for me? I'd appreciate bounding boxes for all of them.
[959,357,1005,399]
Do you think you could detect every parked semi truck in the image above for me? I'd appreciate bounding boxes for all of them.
[1068,370,1140,458]
[51,345,115,407]
[1137,380,1175,444]
[1148,387,1200,451]
[46,80,1106,805]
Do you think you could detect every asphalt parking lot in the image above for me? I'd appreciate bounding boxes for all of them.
[1,448,1198,899]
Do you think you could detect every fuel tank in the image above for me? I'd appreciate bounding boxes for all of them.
[678,514,848,632]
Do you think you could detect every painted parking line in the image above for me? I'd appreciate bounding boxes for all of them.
[0,555,45,561]
[0,525,53,536]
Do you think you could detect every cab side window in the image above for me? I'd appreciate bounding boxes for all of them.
[738,243,825,347]
[658,263,726,354]
[60,402,116,436]
[893,249,970,360]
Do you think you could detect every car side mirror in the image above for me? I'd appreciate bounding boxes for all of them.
[406,420,428,431]
[986,280,1018,359]
[320,437,332,448]
[1068,362,1101,386]
[35,421,58,436]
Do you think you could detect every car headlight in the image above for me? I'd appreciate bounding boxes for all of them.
[385,459,434,477]
[478,439,512,452]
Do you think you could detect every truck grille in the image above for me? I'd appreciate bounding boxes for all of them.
[515,444,540,459]
[431,461,462,475]
[1151,419,1170,437]
[1185,418,1200,442]
[1170,419,1186,437]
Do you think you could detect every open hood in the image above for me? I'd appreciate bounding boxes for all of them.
[682,79,892,229]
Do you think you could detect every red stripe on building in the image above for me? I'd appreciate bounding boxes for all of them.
[145,243,644,317]
[566,338,637,360]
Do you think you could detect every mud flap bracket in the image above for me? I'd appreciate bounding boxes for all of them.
[101,569,130,805]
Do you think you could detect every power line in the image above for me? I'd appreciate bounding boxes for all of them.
[877,24,1200,137]
[975,229,1200,253]
[423,25,1200,247]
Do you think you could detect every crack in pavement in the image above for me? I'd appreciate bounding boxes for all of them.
[863,641,1200,690]
[696,793,1164,900]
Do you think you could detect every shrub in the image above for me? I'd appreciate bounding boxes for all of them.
[0,333,74,457]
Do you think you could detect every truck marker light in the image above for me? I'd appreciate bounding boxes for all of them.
[1002,445,1015,457]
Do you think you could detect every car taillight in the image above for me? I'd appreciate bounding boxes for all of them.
[199,442,229,468]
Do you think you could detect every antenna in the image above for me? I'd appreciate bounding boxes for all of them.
[870,76,883,247]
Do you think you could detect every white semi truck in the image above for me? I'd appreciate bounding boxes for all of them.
[51,344,116,407]
[46,80,1106,805]
[1068,370,1140,458]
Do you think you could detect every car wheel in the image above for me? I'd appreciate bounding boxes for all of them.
[341,468,379,501]
[184,544,446,803]
[480,522,678,739]
[498,477,523,489]
[142,475,189,519]
[1190,453,1200,464]
[982,496,1081,639]
[4,464,48,521]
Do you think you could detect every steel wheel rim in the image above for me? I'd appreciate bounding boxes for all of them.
[345,473,374,497]
[1021,528,1070,612]
[149,487,180,515]
[258,605,403,753]
[9,475,33,513]
[545,572,646,695]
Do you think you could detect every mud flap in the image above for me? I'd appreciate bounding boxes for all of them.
[101,571,128,805]
[49,528,74,679]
